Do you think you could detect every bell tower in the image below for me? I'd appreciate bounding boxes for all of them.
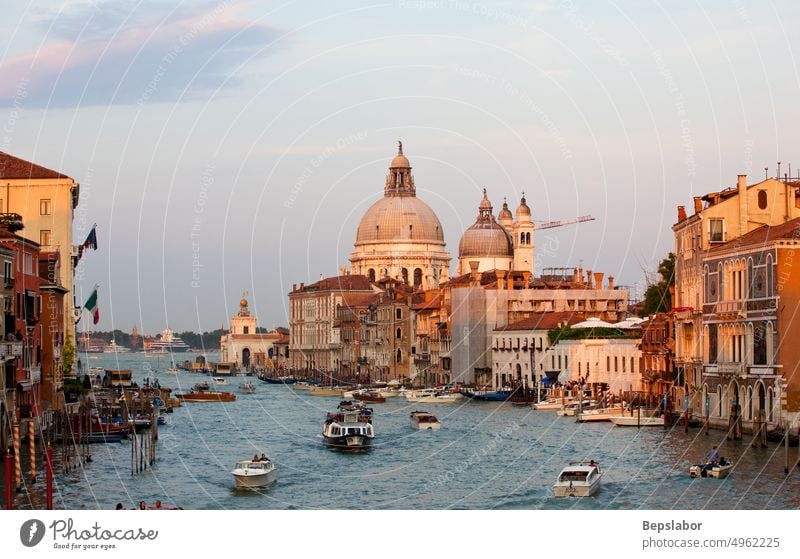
[513,193,535,274]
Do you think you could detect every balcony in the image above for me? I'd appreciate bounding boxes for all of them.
[0,341,23,360]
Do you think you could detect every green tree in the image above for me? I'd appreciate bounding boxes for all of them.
[641,252,676,316]
[62,332,75,377]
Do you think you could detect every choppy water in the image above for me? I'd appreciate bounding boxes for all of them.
[30,354,800,509]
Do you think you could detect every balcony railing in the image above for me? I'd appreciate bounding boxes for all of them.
[0,341,23,359]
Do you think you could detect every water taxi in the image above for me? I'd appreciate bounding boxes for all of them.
[323,408,374,449]
[410,411,441,430]
[231,458,277,489]
[175,383,236,403]
[553,461,602,497]
[354,390,386,403]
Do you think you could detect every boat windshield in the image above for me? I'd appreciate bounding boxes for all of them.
[559,470,589,482]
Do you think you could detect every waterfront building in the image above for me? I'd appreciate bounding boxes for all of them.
[332,293,379,382]
[219,295,287,369]
[673,174,800,420]
[0,215,42,422]
[39,251,68,410]
[698,217,800,431]
[449,267,628,384]
[0,243,17,453]
[638,313,677,400]
[349,143,451,289]
[490,311,584,389]
[0,151,79,347]
[373,282,419,382]
[413,288,452,386]
[288,274,375,374]
[457,190,535,275]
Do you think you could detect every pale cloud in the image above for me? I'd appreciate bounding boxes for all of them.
[0,0,284,107]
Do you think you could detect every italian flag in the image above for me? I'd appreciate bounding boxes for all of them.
[84,288,99,325]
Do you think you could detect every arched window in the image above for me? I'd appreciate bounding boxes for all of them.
[396,308,402,320]
[717,385,723,417]
[414,268,422,287]
[747,386,753,420]
[758,190,768,210]
[396,348,402,363]
[766,254,774,297]
[767,388,774,422]
[402,268,409,284]
[396,328,402,339]
[368,269,376,282]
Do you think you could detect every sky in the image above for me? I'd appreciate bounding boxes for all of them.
[1,0,799,335]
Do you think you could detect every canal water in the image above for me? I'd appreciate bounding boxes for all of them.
[27,354,800,509]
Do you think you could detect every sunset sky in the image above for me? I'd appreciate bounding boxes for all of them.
[2,0,799,333]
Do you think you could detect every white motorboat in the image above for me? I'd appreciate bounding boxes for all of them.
[405,388,463,404]
[689,459,733,479]
[556,401,597,417]
[553,461,602,497]
[164,367,180,375]
[576,407,627,422]
[231,458,277,489]
[609,415,664,427]
[239,381,257,394]
[532,398,575,410]
[212,377,228,385]
[410,411,441,430]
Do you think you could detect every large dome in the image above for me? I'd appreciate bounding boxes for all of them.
[356,196,445,244]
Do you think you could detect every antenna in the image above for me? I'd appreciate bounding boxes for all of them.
[777,161,781,178]
[765,167,768,180]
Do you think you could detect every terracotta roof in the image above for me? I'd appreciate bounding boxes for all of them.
[494,311,586,332]
[292,274,373,294]
[0,151,70,180]
[339,292,379,308]
[708,217,800,256]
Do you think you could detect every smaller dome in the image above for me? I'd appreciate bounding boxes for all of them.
[498,198,513,221]
[240,298,248,308]
[459,221,514,258]
[516,193,531,217]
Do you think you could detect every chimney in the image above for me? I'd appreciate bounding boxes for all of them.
[300,282,304,290]
[738,174,748,234]
[469,261,481,286]
[677,206,686,222]
[593,272,604,290]
[693,197,702,214]
[496,270,507,290]
[507,272,514,291]
[292,283,297,292]
[577,265,584,286]
[586,270,593,289]
[607,276,614,290]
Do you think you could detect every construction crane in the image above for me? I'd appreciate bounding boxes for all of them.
[534,215,595,230]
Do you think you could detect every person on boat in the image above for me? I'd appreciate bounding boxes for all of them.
[154,500,163,510]
[252,454,260,462]
[260,453,268,462]
[588,460,597,469]
[138,501,147,510]
[116,503,125,510]
[707,446,720,464]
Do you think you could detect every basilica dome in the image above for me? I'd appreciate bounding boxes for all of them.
[458,190,513,259]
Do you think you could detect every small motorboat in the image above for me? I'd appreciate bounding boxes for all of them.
[532,398,576,411]
[231,457,278,489]
[164,367,180,375]
[239,381,257,394]
[410,411,441,430]
[553,461,602,497]
[689,458,733,479]
[212,377,228,385]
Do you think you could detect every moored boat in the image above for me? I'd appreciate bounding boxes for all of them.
[239,381,257,394]
[354,390,386,403]
[576,406,627,422]
[460,389,512,402]
[309,386,344,397]
[609,415,663,427]
[410,411,441,430]
[231,458,277,489]
[176,383,236,403]
[553,461,602,497]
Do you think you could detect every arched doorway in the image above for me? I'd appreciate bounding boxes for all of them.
[242,348,251,368]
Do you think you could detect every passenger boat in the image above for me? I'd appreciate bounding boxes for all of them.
[689,459,733,479]
[322,408,374,449]
[175,383,236,403]
[410,411,441,430]
[553,461,602,497]
[239,381,257,394]
[609,415,664,427]
[337,400,372,412]
[231,458,278,489]
[354,390,386,403]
